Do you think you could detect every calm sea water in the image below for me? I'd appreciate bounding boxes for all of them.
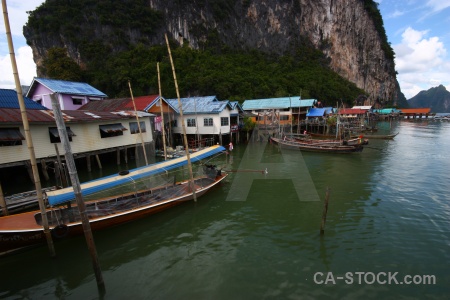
[1,119,449,299]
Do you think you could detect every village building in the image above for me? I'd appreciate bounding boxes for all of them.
[399,108,433,119]
[163,96,244,147]
[242,96,317,126]
[26,78,108,110]
[0,89,153,186]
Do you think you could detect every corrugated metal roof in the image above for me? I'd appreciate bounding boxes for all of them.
[79,98,131,111]
[373,108,401,114]
[0,108,54,123]
[28,78,107,98]
[306,108,326,117]
[242,97,316,110]
[0,88,48,110]
[0,108,139,124]
[144,96,177,112]
[400,108,431,114]
[324,107,335,114]
[124,95,159,111]
[166,96,229,114]
[352,105,373,110]
[339,108,366,115]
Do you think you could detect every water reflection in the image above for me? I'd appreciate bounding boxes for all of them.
[1,121,450,299]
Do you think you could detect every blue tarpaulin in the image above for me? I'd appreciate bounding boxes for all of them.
[306,108,326,117]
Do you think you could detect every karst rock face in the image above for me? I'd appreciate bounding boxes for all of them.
[24,0,398,103]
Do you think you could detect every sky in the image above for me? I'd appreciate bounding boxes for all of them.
[1,0,450,100]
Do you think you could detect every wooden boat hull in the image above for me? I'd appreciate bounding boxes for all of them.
[0,174,227,255]
[351,133,398,140]
[271,137,364,153]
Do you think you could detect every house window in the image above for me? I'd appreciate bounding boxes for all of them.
[172,120,177,127]
[204,118,213,127]
[187,119,196,127]
[220,117,229,126]
[129,121,146,134]
[72,98,83,105]
[0,127,25,146]
[49,127,76,143]
[99,123,128,138]
[280,115,289,121]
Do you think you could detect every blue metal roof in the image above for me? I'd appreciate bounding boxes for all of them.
[373,108,401,114]
[166,96,229,114]
[28,78,107,97]
[0,88,48,110]
[242,97,316,110]
[306,108,326,117]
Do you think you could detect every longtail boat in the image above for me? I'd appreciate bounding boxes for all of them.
[0,145,227,255]
[271,137,364,153]
[351,132,398,140]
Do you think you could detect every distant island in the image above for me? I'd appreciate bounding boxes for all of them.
[407,85,450,113]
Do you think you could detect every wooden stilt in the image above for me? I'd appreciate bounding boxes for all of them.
[40,159,49,181]
[124,147,128,164]
[54,144,68,187]
[87,155,92,172]
[116,148,120,165]
[95,154,102,169]
[0,182,8,216]
[320,187,331,235]
[25,161,33,183]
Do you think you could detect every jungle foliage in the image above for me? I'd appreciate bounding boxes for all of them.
[26,0,372,106]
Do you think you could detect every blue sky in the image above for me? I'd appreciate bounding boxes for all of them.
[1,0,450,100]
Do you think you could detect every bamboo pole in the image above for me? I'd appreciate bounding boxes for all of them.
[165,33,197,202]
[320,187,331,235]
[157,62,168,160]
[50,94,105,290]
[2,0,55,256]
[128,80,149,166]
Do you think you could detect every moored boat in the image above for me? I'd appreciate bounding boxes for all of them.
[271,137,364,153]
[0,146,227,255]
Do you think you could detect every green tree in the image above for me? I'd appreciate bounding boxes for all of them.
[42,47,83,81]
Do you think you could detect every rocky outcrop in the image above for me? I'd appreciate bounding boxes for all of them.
[24,0,398,103]
[408,85,450,112]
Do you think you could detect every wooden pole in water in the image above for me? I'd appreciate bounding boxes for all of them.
[320,187,331,235]
[0,182,8,216]
[128,80,149,166]
[2,0,55,256]
[50,94,105,290]
[165,33,197,202]
[157,62,168,160]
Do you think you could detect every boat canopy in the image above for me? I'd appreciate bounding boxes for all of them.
[46,145,226,206]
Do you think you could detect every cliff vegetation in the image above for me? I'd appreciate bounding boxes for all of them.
[24,0,396,106]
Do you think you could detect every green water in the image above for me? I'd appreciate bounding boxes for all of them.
[1,120,449,299]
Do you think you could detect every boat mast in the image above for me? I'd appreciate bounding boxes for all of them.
[128,80,149,166]
[1,0,56,256]
[165,34,197,202]
[157,62,168,160]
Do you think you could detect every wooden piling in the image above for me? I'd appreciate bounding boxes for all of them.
[0,182,8,216]
[124,147,128,164]
[116,148,120,165]
[320,187,331,235]
[86,155,92,172]
[40,159,50,181]
[95,154,102,169]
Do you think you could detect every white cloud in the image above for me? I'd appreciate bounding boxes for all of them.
[425,0,450,13]
[0,46,36,88]
[393,27,449,98]
[0,0,45,37]
[0,0,44,89]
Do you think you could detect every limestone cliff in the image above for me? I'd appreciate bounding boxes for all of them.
[24,0,398,103]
